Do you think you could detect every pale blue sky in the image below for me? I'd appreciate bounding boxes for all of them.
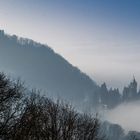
[0,0,140,90]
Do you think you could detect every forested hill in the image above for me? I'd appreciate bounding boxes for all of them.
[0,30,98,106]
[1,30,140,109]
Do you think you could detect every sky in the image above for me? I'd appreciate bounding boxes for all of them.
[0,0,140,90]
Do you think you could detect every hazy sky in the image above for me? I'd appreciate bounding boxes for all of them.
[0,0,140,90]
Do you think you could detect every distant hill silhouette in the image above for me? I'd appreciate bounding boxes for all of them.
[1,30,140,110]
[0,30,99,107]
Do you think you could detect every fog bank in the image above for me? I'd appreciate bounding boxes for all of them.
[105,101,140,132]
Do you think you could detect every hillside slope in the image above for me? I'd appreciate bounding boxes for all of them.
[0,30,99,105]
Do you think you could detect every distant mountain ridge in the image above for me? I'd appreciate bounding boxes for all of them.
[1,30,140,110]
[0,30,98,107]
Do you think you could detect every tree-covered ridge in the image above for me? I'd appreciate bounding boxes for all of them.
[0,30,98,106]
[0,29,140,110]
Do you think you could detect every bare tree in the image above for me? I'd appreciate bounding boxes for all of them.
[0,73,25,139]
[0,73,104,140]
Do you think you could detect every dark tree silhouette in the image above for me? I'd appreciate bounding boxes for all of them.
[0,72,103,140]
